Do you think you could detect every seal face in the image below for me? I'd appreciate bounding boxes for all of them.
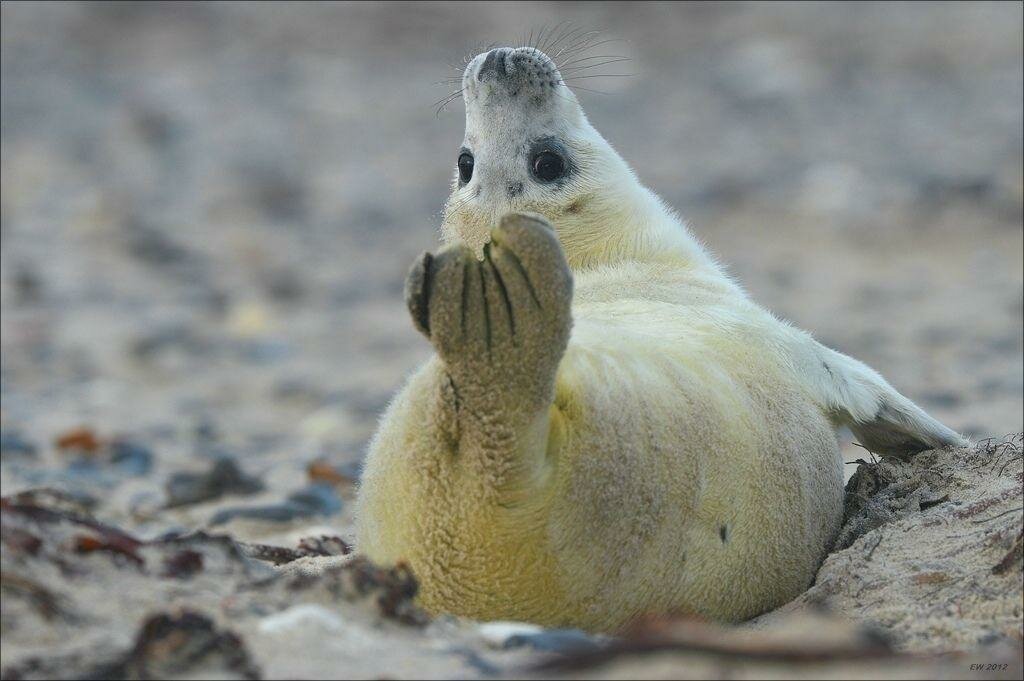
[356,46,965,633]
[442,48,597,256]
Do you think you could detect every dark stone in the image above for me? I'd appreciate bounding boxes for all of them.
[500,628,603,654]
[286,483,343,516]
[209,503,310,525]
[165,459,264,508]
[162,550,204,579]
[109,441,154,476]
[0,430,37,459]
[208,484,342,526]
[86,611,261,680]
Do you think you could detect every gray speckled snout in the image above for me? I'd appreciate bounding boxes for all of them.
[467,47,561,100]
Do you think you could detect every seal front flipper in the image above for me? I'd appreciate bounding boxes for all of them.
[809,343,968,457]
[403,212,573,491]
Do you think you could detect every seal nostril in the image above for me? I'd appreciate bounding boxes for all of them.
[478,50,497,81]
[478,48,509,82]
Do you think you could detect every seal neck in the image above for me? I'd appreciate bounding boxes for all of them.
[558,174,721,277]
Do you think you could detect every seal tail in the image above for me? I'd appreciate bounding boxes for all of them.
[810,343,968,457]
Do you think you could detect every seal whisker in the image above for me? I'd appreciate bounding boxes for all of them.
[444,190,476,216]
[434,88,466,117]
[545,23,586,59]
[550,88,584,104]
[533,24,549,53]
[551,29,603,61]
[432,88,464,106]
[553,37,601,63]
[542,22,564,52]
[539,20,572,54]
[555,37,628,65]
[446,194,470,211]
[560,74,634,81]
[559,59,633,74]
[560,83,612,96]
[538,21,559,51]
[559,54,632,67]
[445,195,474,214]
[558,54,631,68]
[555,30,612,60]
[553,22,585,53]
[556,24,592,45]
[546,24,586,54]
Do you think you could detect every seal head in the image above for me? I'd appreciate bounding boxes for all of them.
[443,47,619,258]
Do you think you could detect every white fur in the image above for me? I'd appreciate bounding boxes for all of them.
[355,47,966,633]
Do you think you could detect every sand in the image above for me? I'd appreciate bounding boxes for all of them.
[2,2,1021,679]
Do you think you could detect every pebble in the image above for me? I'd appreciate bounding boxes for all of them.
[287,483,343,515]
[165,458,264,508]
[208,483,342,526]
[0,429,37,459]
[477,621,603,653]
[109,440,154,476]
[54,427,102,454]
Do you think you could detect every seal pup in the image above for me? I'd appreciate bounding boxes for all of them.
[355,45,965,632]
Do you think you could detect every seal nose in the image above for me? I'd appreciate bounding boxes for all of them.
[477,48,509,81]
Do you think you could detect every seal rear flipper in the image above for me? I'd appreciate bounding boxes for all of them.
[810,343,968,457]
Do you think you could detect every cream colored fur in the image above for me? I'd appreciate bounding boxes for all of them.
[355,47,965,633]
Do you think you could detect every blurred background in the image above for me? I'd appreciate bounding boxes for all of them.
[1,2,1021,538]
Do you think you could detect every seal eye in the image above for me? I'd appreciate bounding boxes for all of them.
[458,152,474,184]
[532,150,565,183]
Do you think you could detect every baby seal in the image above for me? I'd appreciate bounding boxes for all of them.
[355,46,964,632]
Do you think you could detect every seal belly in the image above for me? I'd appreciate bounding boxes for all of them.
[543,304,843,629]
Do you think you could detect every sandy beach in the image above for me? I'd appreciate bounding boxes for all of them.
[2,2,1021,678]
